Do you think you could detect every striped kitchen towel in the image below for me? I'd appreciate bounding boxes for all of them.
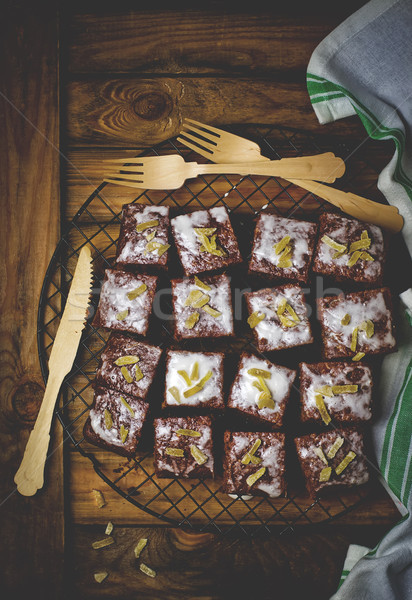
[306,1,412,598]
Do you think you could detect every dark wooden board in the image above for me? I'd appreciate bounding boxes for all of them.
[0,1,63,598]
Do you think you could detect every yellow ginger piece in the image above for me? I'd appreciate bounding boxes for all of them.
[184,370,212,397]
[105,522,114,535]
[165,447,184,457]
[192,294,211,309]
[359,319,374,338]
[120,366,133,383]
[145,230,156,242]
[347,250,363,267]
[332,385,358,395]
[314,447,328,465]
[92,537,115,550]
[322,235,347,254]
[116,308,129,321]
[335,451,356,475]
[247,311,265,328]
[120,395,135,417]
[319,466,332,482]
[94,572,108,583]
[134,538,148,558]
[315,385,334,397]
[185,289,204,306]
[168,386,181,404]
[315,393,331,425]
[194,276,211,291]
[120,425,129,444]
[178,370,192,386]
[241,439,262,465]
[104,409,113,430]
[140,563,156,578]
[190,361,199,381]
[194,227,216,237]
[257,392,275,410]
[185,312,200,330]
[350,327,358,352]
[202,304,222,317]
[156,243,170,257]
[277,297,299,327]
[361,230,369,239]
[246,467,266,488]
[136,219,159,232]
[92,489,106,508]
[127,284,147,300]
[134,364,144,382]
[247,368,271,378]
[341,313,351,326]
[273,235,291,255]
[144,240,162,254]
[349,237,371,254]
[360,251,374,261]
[352,352,365,362]
[195,228,226,256]
[190,444,208,465]
[115,355,140,366]
[176,428,201,437]
[327,436,344,459]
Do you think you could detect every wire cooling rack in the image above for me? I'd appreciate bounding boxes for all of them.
[37,124,390,536]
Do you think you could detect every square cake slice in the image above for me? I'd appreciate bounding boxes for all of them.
[294,427,369,497]
[154,416,214,479]
[116,203,170,268]
[163,350,224,409]
[299,361,373,424]
[248,213,317,283]
[170,206,242,276]
[317,287,396,360]
[245,284,313,352]
[93,268,158,336]
[222,431,286,498]
[228,353,296,427]
[171,273,234,340]
[312,212,385,285]
[95,332,162,400]
[83,386,149,458]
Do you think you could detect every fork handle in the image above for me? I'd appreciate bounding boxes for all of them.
[286,178,403,233]
[194,153,345,183]
[14,372,63,496]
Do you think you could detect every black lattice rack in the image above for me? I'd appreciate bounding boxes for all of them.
[37,125,390,537]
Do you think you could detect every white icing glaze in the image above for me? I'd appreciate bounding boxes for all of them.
[300,363,372,420]
[253,214,315,270]
[165,351,223,406]
[97,270,154,334]
[229,355,295,418]
[117,205,169,263]
[322,291,395,353]
[173,275,233,336]
[248,286,312,349]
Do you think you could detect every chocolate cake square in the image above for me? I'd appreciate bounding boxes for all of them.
[163,350,225,409]
[171,273,234,340]
[94,332,162,400]
[93,268,158,336]
[248,213,317,283]
[317,287,396,360]
[299,361,373,424]
[312,212,385,284]
[222,431,286,498]
[294,427,369,496]
[227,353,296,427]
[116,203,170,268]
[83,386,149,458]
[170,206,242,276]
[153,416,214,479]
[245,284,313,352]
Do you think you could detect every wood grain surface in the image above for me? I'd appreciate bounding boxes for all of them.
[0,1,63,598]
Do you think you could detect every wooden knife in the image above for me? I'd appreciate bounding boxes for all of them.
[15,244,93,496]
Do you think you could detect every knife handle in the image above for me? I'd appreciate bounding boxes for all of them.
[14,373,63,496]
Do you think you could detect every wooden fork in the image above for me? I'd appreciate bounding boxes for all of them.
[177,119,404,233]
[103,152,345,189]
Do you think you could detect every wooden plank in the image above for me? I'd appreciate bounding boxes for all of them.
[0,2,63,598]
[67,11,351,75]
[69,523,389,600]
[68,448,399,527]
[66,78,364,146]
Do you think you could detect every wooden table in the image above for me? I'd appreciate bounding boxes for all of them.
[1,2,402,598]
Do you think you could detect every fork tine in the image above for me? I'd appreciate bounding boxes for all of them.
[176,136,212,158]
[104,178,145,189]
[183,118,222,138]
[179,130,217,152]
[102,164,144,174]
